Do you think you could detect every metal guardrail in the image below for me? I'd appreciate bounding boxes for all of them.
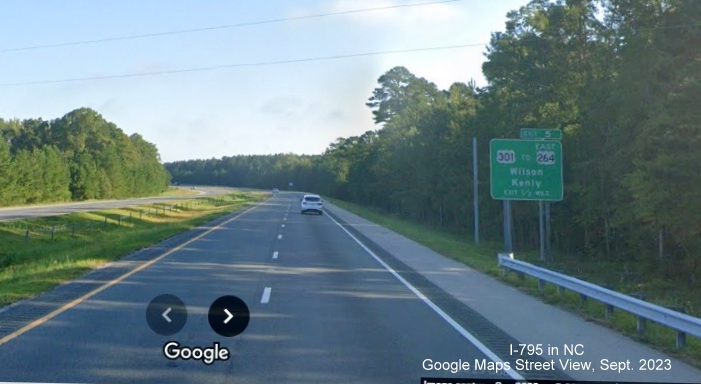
[498,253,701,349]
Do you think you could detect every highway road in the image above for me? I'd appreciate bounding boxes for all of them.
[0,193,699,383]
[0,186,236,222]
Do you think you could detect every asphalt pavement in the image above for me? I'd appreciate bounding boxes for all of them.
[0,192,698,383]
[0,193,510,383]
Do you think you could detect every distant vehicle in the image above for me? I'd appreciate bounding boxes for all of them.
[300,194,323,215]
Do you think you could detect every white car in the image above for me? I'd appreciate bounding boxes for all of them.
[300,194,323,215]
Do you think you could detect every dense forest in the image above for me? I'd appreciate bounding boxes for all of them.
[167,0,701,281]
[0,107,170,205]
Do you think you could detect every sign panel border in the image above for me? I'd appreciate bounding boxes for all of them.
[489,138,563,201]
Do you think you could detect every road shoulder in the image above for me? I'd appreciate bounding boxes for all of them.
[324,202,701,383]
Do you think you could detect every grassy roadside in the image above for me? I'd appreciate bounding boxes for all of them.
[0,191,267,307]
[327,198,701,368]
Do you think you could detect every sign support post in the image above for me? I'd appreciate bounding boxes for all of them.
[545,201,551,258]
[473,137,479,246]
[503,200,512,253]
[539,200,545,261]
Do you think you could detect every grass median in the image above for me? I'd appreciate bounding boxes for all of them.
[0,191,266,307]
[158,186,201,196]
[327,198,701,368]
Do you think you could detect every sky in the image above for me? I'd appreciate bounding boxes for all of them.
[0,0,527,163]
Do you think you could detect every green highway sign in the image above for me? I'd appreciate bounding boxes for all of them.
[490,139,563,201]
[520,128,562,140]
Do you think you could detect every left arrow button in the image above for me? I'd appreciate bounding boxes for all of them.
[147,294,187,336]
[162,307,173,323]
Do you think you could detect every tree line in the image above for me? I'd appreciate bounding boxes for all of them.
[0,107,170,205]
[166,0,701,281]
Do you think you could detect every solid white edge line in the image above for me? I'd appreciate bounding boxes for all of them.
[261,287,272,303]
[325,211,525,381]
[273,251,279,259]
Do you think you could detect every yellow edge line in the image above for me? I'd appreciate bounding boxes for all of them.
[0,201,263,347]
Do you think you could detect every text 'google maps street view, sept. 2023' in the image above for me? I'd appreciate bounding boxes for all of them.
[1,0,701,383]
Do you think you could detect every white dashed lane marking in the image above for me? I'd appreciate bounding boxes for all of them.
[261,287,272,304]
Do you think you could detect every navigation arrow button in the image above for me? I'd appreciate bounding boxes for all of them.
[208,295,250,337]
[162,307,173,323]
[223,309,234,324]
[146,294,187,336]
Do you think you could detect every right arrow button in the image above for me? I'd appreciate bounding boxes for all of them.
[208,295,250,337]
[223,308,234,324]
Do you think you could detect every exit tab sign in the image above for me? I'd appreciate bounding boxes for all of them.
[520,128,562,140]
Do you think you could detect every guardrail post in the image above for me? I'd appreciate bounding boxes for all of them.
[118,216,122,226]
[129,212,132,223]
[637,317,647,333]
[631,293,646,301]
[579,294,588,304]
[497,253,510,277]
[25,229,29,244]
[676,332,686,349]
[139,210,143,220]
[605,304,614,320]
[104,216,108,229]
[538,279,546,292]
[72,222,76,238]
[51,226,55,242]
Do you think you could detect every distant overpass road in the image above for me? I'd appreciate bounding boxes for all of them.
[0,185,240,222]
[0,193,698,383]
